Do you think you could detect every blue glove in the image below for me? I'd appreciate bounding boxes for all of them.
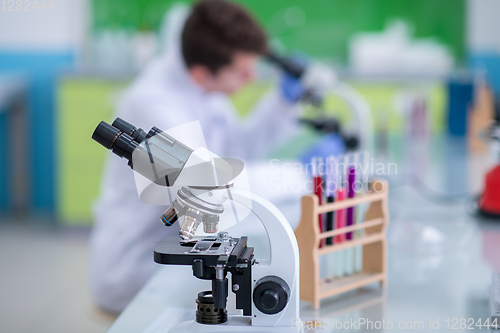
[300,133,346,165]
[280,73,305,103]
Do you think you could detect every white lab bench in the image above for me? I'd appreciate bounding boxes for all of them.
[107,136,499,332]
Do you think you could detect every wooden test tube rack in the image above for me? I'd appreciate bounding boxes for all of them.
[294,179,389,309]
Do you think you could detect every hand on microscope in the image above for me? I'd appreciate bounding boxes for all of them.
[280,72,305,103]
[268,51,324,107]
[278,54,308,103]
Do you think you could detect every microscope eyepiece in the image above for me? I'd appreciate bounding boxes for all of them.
[266,51,323,106]
[92,118,195,188]
[92,121,121,150]
[111,132,139,161]
[92,121,139,161]
[112,117,136,136]
[266,51,305,80]
[112,117,148,144]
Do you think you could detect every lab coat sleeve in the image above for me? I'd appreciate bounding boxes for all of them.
[226,88,301,160]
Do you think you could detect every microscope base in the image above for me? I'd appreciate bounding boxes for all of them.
[169,316,301,333]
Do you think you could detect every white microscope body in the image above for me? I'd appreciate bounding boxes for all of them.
[169,187,300,333]
[91,118,301,333]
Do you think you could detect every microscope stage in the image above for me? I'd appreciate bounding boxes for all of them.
[154,235,254,267]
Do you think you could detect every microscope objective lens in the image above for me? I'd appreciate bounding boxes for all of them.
[179,215,202,240]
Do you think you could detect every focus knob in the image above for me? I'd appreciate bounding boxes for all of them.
[253,276,290,315]
[261,290,279,311]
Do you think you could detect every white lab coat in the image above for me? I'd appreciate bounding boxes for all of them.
[90,48,300,313]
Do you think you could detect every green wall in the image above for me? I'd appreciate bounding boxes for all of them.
[92,0,466,63]
[58,78,129,224]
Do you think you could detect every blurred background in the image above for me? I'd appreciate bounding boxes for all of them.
[1,0,500,332]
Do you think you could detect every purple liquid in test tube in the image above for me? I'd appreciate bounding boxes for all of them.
[346,165,356,240]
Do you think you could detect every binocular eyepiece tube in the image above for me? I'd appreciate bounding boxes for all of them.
[92,117,194,187]
[266,51,305,79]
[92,118,224,240]
[92,121,139,162]
[92,117,160,161]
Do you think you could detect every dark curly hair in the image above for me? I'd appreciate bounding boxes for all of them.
[181,0,267,73]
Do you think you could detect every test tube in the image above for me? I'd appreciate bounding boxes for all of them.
[325,156,337,245]
[335,154,348,277]
[363,151,370,192]
[345,154,355,276]
[326,156,337,278]
[356,151,370,273]
[312,157,325,248]
[352,152,362,274]
[346,153,356,240]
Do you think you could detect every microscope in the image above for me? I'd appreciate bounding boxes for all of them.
[266,51,324,107]
[266,51,373,151]
[92,118,301,332]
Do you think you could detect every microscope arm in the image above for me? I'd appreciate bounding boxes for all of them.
[330,81,374,152]
[228,187,300,327]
